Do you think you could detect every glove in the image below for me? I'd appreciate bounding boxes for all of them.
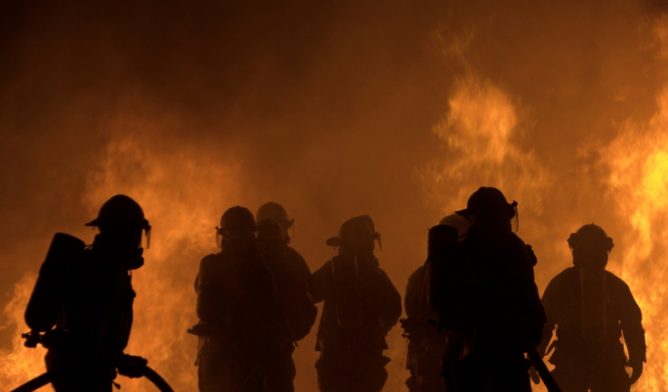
[117,354,148,378]
[629,361,643,385]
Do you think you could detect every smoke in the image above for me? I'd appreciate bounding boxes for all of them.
[1,0,668,390]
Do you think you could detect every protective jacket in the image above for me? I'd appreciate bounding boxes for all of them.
[310,252,401,392]
[434,225,545,391]
[457,228,545,350]
[310,253,401,352]
[540,266,645,391]
[195,242,292,392]
[256,235,316,344]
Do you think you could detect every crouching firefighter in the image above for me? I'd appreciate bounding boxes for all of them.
[16,194,173,392]
[310,215,402,392]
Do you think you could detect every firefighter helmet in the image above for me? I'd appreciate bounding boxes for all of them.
[218,206,255,236]
[457,187,517,220]
[326,215,380,249]
[256,202,294,229]
[567,224,614,253]
[86,194,150,232]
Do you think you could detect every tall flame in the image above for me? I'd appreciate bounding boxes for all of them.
[82,130,242,391]
[604,87,668,391]
[0,274,46,388]
[423,74,555,392]
[423,74,551,227]
[4,18,668,392]
[0,116,243,391]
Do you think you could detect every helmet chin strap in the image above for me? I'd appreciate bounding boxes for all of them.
[144,225,151,249]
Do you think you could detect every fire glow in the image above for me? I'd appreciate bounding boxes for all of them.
[2,3,668,392]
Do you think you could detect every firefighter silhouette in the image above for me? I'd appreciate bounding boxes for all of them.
[401,213,471,392]
[23,194,152,391]
[538,224,645,392]
[310,215,402,392]
[403,225,461,392]
[430,187,545,392]
[193,206,302,392]
[254,202,317,391]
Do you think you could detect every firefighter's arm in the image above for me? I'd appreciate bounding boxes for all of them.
[518,244,546,347]
[619,282,645,384]
[384,272,403,329]
[401,270,422,336]
[527,275,557,385]
[537,278,559,356]
[369,269,402,331]
[528,280,547,347]
[404,268,422,321]
[308,261,330,303]
[195,256,217,321]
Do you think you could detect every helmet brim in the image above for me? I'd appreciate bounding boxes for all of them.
[326,237,342,247]
[455,208,472,218]
[85,218,100,227]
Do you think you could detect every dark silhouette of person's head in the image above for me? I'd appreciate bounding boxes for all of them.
[439,213,470,239]
[457,187,517,231]
[327,215,379,256]
[256,218,284,244]
[86,194,150,269]
[256,202,293,243]
[217,206,255,248]
[428,224,459,259]
[568,224,614,269]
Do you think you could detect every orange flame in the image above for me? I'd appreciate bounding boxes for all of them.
[82,131,243,391]
[423,74,555,392]
[4,36,668,392]
[423,74,551,223]
[0,119,243,391]
[0,273,47,389]
[604,87,668,391]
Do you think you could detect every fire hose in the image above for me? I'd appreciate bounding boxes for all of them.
[11,365,174,392]
[527,344,562,392]
[12,331,174,392]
